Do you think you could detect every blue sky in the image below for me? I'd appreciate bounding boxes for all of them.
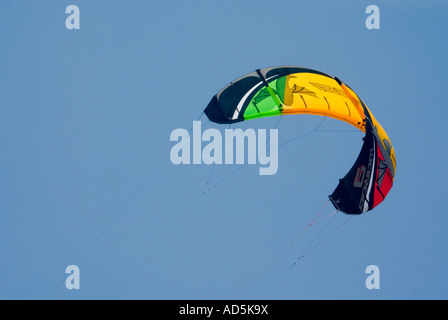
[0,0,447,300]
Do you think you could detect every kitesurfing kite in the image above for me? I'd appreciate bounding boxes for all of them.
[204,66,396,215]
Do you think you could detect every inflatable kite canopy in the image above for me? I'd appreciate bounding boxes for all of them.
[204,66,396,215]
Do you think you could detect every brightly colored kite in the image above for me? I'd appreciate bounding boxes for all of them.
[204,66,396,214]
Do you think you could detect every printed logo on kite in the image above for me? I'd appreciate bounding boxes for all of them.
[353,165,367,188]
[204,66,396,215]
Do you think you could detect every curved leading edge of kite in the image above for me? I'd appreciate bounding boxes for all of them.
[204,66,396,214]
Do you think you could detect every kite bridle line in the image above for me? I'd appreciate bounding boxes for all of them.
[261,209,359,298]
[239,198,341,297]
[111,109,356,299]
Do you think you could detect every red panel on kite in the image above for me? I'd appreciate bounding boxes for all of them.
[372,143,394,209]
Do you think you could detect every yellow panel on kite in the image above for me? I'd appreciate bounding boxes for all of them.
[279,73,366,132]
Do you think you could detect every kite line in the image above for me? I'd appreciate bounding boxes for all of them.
[47,112,204,299]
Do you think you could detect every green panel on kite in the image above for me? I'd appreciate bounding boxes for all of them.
[243,78,284,120]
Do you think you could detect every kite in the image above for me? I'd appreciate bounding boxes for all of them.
[204,66,396,215]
